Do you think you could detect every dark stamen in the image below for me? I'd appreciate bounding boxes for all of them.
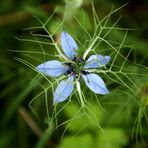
[81,70,90,75]
[65,63,72,66]
[79,57,84,63]
[73,55,77,62]
[73,56,84,65]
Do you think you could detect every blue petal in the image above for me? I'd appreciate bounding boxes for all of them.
[36,60,69,77]
[53,75,74,104]
[84,55,111,69]
[61,31,78,60]
[82,73,109,95]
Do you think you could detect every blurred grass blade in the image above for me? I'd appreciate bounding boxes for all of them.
[3,75,42,123]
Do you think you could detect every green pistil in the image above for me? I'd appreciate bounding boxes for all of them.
[73,58,85,79]
[65,56,85,79]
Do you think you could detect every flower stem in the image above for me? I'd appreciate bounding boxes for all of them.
[83,36,98,60]
[76,80,85,107]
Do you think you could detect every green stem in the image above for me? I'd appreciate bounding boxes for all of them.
[76,81,85,107]
[83,36,98,60]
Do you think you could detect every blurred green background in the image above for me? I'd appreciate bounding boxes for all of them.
[0,0,148,148]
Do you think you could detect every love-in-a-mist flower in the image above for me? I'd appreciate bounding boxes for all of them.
[36,31,110,104]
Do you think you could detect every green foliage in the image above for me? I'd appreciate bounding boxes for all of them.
[97,128,128,148]
[59,134,93,148]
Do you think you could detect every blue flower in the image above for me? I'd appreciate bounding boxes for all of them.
[36,31,110,104]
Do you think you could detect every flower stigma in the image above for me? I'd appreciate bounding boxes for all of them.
[65,56,89,80]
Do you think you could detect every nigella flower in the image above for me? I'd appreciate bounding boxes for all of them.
[36,31,111,104]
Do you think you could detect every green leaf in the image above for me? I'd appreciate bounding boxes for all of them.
[58,134,93,148]
[96,128,128,148]
[64,102,103,131]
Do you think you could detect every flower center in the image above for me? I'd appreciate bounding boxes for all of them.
[65,56,87,78]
